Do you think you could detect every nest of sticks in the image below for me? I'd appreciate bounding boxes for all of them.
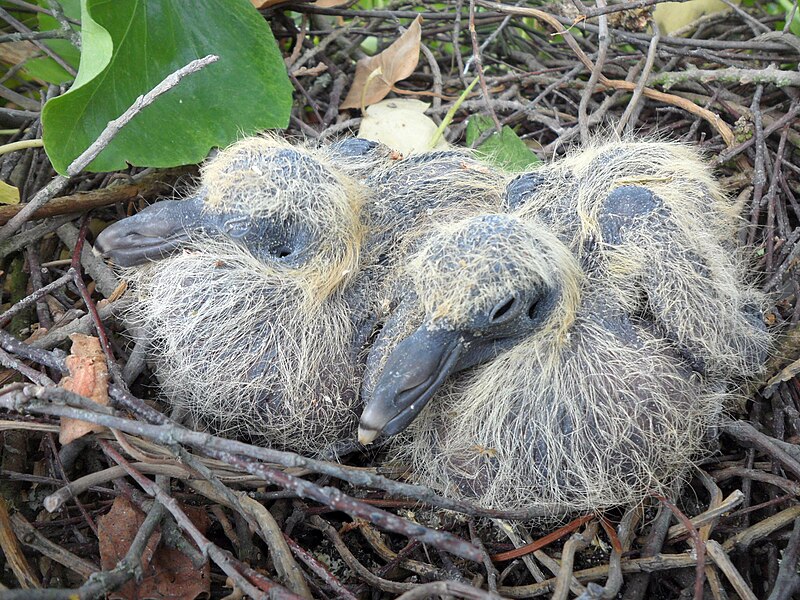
[1,1,799,598]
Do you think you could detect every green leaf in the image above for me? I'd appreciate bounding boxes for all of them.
[23,58,75,85]
[42,0,293,175]
[465,115,541,172]
[777,0,800,35]
[20,0,81,85]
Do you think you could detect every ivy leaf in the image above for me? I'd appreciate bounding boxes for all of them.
[466,116,541,171]
[42,0,292,175]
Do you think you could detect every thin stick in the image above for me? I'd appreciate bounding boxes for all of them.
[578,0,609,143]
[0,55,217,244]
[467,0,501,131]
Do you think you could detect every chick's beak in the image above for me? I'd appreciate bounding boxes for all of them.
[358,325,464,445]
[94,196,206,267]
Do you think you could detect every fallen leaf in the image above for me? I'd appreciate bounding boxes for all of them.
[340,15,422,110]
[0,41,38,67]
[653,0,733,35]
[58,334,110,445]
[0,181,20,205]
[358,98,448,155]
[99,496,211,600]
[314,0,351,6]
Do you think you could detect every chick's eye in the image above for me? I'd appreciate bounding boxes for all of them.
[528,300,539,320]
[270,244,293,259]
[223,217,251,238]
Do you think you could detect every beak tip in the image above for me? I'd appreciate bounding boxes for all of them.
[358,426,380,446]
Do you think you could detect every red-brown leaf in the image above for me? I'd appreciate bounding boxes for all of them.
[58,334,110,445]
[98,496,211,600]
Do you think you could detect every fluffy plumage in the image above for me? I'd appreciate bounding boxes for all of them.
[361,140,770,513]
[97,135,769,515]
[96,136,505,453]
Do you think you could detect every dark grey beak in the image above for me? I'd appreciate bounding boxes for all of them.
[358,325,465,445]
[95,196,205,267]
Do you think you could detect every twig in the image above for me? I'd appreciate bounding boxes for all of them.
[0,6,76,77]
[66,55,218,177]
[578,0,609,143]
[616,24,660,135]
[723,419,800,480]
[0,55,217,244]
[99,385,573,522]
[598,509,640,598]
[0,497,40,589]
[723,506,800,553]
[666,490,745,542]
[552,521,599,600]
[98,440,289,600]
[393,581,504,599]
[283,532,357,600]
[475,0,736,146]
[706,540,758,600]
[0,385,484,560]
[649,65,800,89]
[490,514,594,561]
[0,348,53,386]
[0,168,193,225]
[191,481,313,599]
[658,495,706,600]
[10,512,99,579]
[467,0,501,131]
[716,100,800,164]
[310,515,415,594]
[767,517,800,600]
[578,0,688,18]
[0,269,74,327]
[621,506,673,600]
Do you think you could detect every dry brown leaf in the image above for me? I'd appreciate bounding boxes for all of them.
[58,334,110,445]
[99,496,211,600]
[314,0,351,6]
[340,15,422,110]
[0,41,38,67]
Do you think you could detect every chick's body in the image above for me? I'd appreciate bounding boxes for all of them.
[101,137,506,454]
[363,140,770,514]
[98,136,770,515]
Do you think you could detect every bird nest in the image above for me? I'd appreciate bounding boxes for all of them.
[1,2,799,599]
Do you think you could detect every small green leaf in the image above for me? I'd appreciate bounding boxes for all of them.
[21,0,81,85]
[360,36,378,55]
[776,0,800,35]
[42,0,293,175]
[23,58,75,85]
[0,180,20,205]
[466,115,541,171]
